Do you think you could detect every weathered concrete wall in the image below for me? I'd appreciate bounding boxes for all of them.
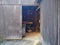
[22,0,35,5]
[0,0,22,4]
[58,0,60,45]
[40,0,58,45]
[0,0,22,39]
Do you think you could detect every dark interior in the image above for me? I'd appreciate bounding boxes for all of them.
[22,6,40,33]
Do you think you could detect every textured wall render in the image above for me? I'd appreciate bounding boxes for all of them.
[0,0,21,4]
[0,1,22,39]
[40,0,58,45]
[58,0,60,45]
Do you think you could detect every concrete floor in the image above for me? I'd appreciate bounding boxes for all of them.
[0,32,42,45]
[0,40,33,45]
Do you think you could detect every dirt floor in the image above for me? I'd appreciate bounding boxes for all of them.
[23,32,43,45]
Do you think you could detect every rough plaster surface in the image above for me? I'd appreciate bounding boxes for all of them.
[58,0,60,45]
[40,0,57,45]
[22,0,35,5]
[0,3,22,39]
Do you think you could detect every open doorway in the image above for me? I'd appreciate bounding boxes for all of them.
[22,6,41,41]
